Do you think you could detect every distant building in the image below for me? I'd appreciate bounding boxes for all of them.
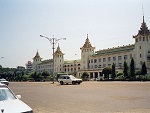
[28,16,150,78]
[16,66,25,74]
[25,61,33,72]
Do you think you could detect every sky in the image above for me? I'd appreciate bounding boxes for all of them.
[0,0,150,68]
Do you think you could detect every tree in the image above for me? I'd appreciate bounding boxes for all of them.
[123,61,129,79]
[141,62,147,76]
[31,72,37,81]
[81,72,89,81]
[102,67,112,79]
[42,71,50,81]
[111,63,116,79]
[130,58,135,79]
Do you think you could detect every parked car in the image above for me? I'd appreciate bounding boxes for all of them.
[58,75,82,85]
[0,83,33,113]
[0,78,9,86]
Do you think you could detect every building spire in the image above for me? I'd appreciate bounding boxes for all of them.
[33,50,42,60]
[143,15,145,23]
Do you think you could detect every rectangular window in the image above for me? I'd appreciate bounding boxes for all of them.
[113,56,116,61]
[136,38,138,42]
[91,59,93,63]
[124,55,128,60]
[99,58,101,62]
[108,64,111,67]
[94,59,97,63]
[99,65,101,68]
[108,57,111,61]
[103,64,106,67]
[103,58,106,62]
[130,54,132,59]
[146,37,148,41]
[118,63,122,67]
[118,56,122,60]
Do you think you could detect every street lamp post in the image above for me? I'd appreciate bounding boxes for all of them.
[40,35,66,83]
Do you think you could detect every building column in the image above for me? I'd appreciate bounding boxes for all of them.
[98,72,100,78]
[93,72,95,78]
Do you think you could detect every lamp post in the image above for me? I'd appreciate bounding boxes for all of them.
[40,35,66,83]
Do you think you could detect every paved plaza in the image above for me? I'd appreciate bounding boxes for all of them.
[9,81,150,113]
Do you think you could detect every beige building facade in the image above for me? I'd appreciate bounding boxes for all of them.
[29,16,150,78]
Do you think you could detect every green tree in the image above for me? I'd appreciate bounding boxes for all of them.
[42,71,50,81]
[81,72,89,81]
[123,61,129,79]
[102,67,112,79]
[141,62,147,76]
[111,63,116,79]
[31,72,37,81]
[130,58,135,79]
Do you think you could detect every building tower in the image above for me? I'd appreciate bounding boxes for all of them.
[54,44,64,73]
[80,34,95,70]
[33,50,42,71]
[133,16,150,71]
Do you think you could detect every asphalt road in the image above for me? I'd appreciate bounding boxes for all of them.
[9,81,150,113]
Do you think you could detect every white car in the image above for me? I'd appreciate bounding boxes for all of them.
[58,75,82,85]
[0,79,9,86]
[0,83,33,113]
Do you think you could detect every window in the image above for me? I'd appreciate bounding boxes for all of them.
[136,38,138,42]
[146,37,148,41]
[108,57,111,61]
[139,37,141,41]
[124,55,128,60]
[140,46,141,49]
[118,56,122,60]
[99,58,101,62]
[94,59,97,63]
[118,63,122,67]
[91,59,93,63]
[103,64,106,67]
[108,64,111,66]
[143,37,145,41]
[130,54,132,59]
[103,58,106,62]
[140,54,142,58]
[113,56,116,61]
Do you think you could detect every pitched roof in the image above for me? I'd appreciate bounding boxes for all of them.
[133,16,150,38]
[80,34,95,49]
[54,45,64,55]
[33,51,42,59]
